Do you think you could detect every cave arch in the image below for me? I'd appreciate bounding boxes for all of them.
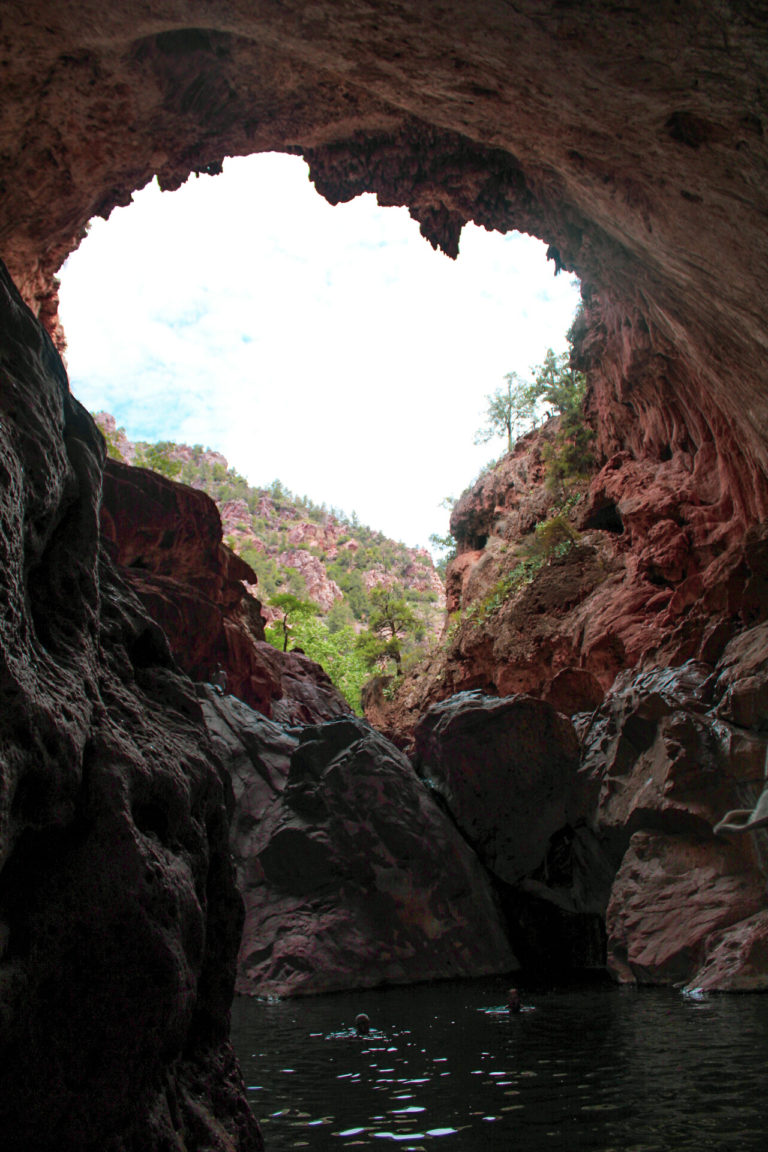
[3,2,768,510]
[3,5,768,1149]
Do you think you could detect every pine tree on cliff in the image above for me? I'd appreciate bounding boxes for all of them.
[268,593,317,652]
[474,371,535,454]
[356,585,423,677]
[528,349,594,492]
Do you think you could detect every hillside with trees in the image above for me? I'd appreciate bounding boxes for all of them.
[94,415,444,712]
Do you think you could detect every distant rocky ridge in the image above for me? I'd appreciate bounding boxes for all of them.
[94,413,445,632]
[100,455,353,724]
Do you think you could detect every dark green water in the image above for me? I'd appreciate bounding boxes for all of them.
[231,979,768,1150]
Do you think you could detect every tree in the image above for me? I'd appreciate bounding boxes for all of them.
[529,348,584,417]
[288,616,370,714]
[134,441,183,479]
[267,592,317,652]
[528,348,594,494]
[356,584,422,677]
[474,371,535,454]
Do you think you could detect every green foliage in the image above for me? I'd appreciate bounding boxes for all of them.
[134,441,183,479]
[528,348,595,495]
[325,598,357,633]
[97,419,126,461]
[266,592,317,652]
[357,584,423,677]
[528,512,580,557]
[284,617,370,714]
[474,371,535,454]
[472,316,595,501]
[464,512,580,625]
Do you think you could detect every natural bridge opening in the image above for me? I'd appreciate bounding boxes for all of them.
[57,151,582,555]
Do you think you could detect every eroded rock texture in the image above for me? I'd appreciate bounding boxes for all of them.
[585,653,768,991]
[2,3,768,1141]
[203,694,516,997]
[0,265,262,1148]
[1,1,767,510]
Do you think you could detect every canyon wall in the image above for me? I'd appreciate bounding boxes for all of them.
[2,1,768,1147]
[0,263,262,1150]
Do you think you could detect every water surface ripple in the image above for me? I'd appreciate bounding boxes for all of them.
[231,980,768,1150]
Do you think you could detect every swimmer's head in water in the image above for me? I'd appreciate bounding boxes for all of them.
[507,988,521,1013]
[355,1013,370,1035]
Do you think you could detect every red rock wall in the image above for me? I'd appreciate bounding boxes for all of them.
[3,1,768,1137]
[101,457,353,723]
[0,262,262,1150]
[2,3,768,500]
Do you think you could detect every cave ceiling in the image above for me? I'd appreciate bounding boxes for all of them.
[1,1,768,470]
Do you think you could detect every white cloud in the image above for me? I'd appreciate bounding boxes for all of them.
[59,152,581,549]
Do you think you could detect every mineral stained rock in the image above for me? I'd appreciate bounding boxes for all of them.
[202,693,517,997]
[0,262,262,1150]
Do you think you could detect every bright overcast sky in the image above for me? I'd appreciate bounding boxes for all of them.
[58,152,580,551]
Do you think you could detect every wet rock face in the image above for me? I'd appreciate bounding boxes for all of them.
[413,691,613,972]
[414,692,584,885]
[0,264,261,1150]
[606,831,765,988]
[202,694,516,997]
[586,654,768,991]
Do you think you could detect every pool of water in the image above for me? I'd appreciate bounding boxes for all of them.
[231,978,768,1150]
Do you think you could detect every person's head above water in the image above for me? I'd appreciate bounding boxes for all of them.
[507,988,521,1014]
[355,1013,370,1036]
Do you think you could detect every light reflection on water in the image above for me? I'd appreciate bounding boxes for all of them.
[231,979,768,1150]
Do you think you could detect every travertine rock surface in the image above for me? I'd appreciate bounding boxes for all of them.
[202,695,516,997]
[587,657,768,989]
[2,1,768,519]
[0,263,261,1151]
[606,830,766,987]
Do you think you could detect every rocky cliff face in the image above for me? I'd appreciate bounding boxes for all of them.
[0,263,262,1151]
[100,456,352,723]
[376,416,768,990]
[4,2,768,1145]
[203,695,516,997]
[382,407,768,739]
[96,416,446,628]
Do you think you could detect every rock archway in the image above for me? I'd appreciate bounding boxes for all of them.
[3,3,768,473]
[2,3,768,1149]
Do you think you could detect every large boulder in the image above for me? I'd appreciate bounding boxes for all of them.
[606,831,766,986]
[414,692,585,885]
[582,662,763,848]
[585,658,768,988]
[413,691,611,972]
[202,694,517,997]
[687,911,768,993]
